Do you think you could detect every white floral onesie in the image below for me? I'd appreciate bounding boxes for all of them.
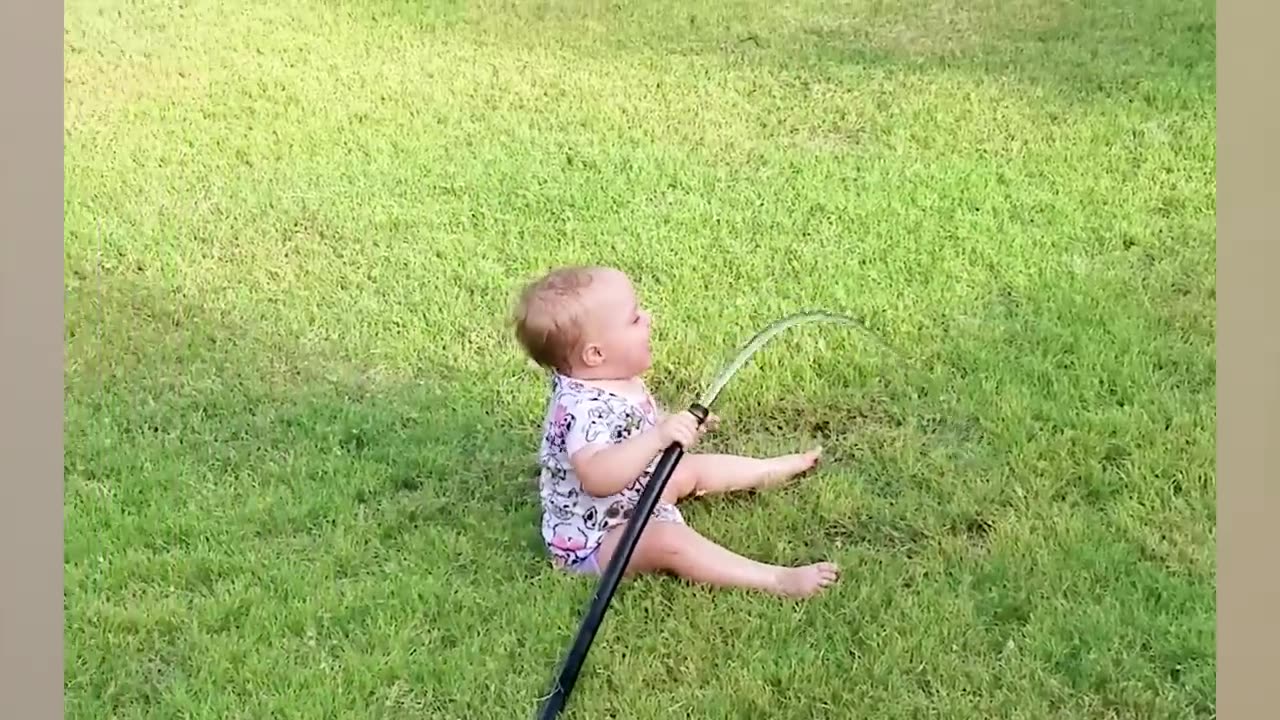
[537,372,685,570]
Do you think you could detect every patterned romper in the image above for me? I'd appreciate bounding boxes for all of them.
[537,372,685,573]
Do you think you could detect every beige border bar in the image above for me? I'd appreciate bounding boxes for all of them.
[1217,1,1277,719]
[0,0,65,717]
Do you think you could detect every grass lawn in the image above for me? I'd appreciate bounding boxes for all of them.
[64,0,1215,717]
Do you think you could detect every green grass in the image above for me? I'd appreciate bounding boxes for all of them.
[65,0,1215,717]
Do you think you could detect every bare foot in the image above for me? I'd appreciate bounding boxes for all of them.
[762,446,823,488]
[772,562,840,598]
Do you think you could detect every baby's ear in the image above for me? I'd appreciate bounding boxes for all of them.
[580,343,605,367]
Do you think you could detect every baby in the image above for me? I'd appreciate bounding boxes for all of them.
[512,265,839,599]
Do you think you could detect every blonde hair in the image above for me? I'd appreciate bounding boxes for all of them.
[512,265,603,372]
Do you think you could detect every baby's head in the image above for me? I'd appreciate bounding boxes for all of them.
[512,265,653,380]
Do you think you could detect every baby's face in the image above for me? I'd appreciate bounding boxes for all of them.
[580,269,653,376]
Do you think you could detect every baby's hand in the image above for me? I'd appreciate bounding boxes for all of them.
[658,411,705,448]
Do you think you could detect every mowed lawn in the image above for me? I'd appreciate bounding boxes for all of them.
[64,0,1215,717]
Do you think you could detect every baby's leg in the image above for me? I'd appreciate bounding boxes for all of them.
[661,448,822,503]
[594,519,838,598]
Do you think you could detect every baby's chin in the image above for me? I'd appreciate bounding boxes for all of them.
[633,352,653,375]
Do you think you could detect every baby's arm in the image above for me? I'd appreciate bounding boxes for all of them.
[570,428,671,497]
[654,405,719,434]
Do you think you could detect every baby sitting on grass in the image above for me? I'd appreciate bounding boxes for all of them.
[512,265,839,599]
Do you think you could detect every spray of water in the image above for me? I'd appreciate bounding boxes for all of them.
[696,310,894,409]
